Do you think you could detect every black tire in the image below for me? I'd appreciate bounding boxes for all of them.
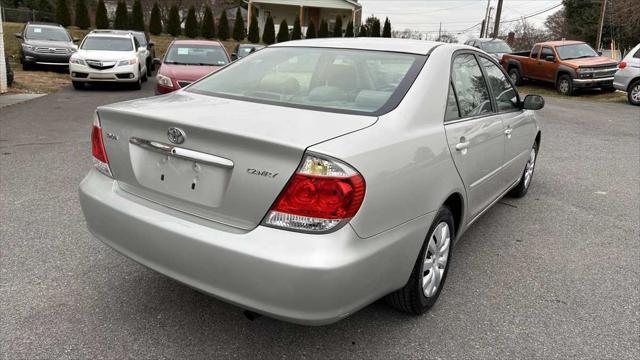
[72,81,84,90]
[627,79,640,106]
[132,67,142,90]
[508,141,539,198]
[385,206,455,315]
[508,67,522,86]
[146,59,153,77]
[22,61,32,71]
[141,68,148,82]
[600,86,616,93]
[557,74,574,96]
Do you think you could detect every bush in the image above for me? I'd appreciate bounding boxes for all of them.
[95,0,109,29]
[130,0,145,31]
[262,14,275,44]
[345,20,354,37]
[232,7,245,41]
[74,0,90,29]
[217,9,230,40]
[148,2,162,35]
[370,17,381,37]
[382,17,391,38]
[276,19,289,43]
[37,0,54,13]
[201,5,216,39]
[305,20,316,39]
[247,11,259,43]
[291,17,302,40]
[166,4,181,36]
[332,15,342,37]
[113,0,129,30]
[184,6,198,38]
[357,24,367,37]
[317,19,329,38]
[55,0,70,26]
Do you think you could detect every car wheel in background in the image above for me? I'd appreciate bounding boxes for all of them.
[557,75,574,96]
[508,142,538,198]
[146,59,153,77]
[22,62,32,71]
[72,81,84,90]
[508,67,522,86]
[628,79,640,106]
[132,67,142,90]
[385,206,454,315]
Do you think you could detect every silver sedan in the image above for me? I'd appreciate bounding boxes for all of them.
[79,38,544,325]
[614,43,640,106]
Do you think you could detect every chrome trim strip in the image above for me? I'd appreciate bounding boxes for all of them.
[129,137,234,169]
[573,77,614,83]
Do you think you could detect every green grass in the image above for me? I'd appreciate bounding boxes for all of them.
[517,82,627,104]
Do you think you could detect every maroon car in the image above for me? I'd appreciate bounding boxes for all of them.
[155,40,230,94]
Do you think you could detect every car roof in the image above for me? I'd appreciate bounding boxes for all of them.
[538,40,585,46]
[468,38,506,43]
[86,32,133,39]
[26,22,64,28]
[272,38,442,55]
[171,39,224,46]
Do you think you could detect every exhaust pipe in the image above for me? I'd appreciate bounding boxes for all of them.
[243,310,262,321]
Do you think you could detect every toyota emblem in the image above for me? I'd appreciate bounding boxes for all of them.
[167,127,186,144]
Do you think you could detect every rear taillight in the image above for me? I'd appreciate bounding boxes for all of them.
[263,154,365,233]
[619,61,627,69]
[91,113,112,177]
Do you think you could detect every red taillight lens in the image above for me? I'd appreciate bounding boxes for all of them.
[619,61,627,69]
[91,114,112,177]
[263,154,365,233]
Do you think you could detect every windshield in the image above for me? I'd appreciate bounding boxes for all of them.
[25,26,70,41]
[81,37,133,51]
[480,40,512,54]
[188,47,423,115]
[556,43,598,60]
[165,45,229,66]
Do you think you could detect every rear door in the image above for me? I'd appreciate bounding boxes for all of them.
[444,52,506,219]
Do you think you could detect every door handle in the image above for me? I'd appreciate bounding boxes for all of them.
[505,128,513,135]
[455,141,470,151]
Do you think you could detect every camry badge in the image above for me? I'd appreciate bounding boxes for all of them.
[167,127,186,144]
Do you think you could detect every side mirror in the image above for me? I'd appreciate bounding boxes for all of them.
[138,46,146,53]
[148,41,155,48]
[152,58,162,67]
[231,53,238,61]
[522,94,545,110]
[597,51,603,56]
[545,55,555,62]
[15,33,23,39]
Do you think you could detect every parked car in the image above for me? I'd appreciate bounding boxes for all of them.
[69,30,149,90]
[79,38,544,325]
[614,43,640,106]
[92,30,156,76]
[501,40,618,95]
[15,21,78,70]
[154,40,230,94]
[231,43,265,60]
[464,38,512,61]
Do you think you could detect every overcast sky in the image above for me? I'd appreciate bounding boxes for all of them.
[360,0,563,40]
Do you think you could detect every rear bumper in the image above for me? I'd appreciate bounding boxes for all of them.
[572,76,614,88]
[79,169,430,325]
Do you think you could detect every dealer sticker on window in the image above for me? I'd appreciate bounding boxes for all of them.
[177,48,189,55]
[33,28,42,33]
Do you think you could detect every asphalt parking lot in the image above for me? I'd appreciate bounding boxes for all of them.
[1,81,639,359]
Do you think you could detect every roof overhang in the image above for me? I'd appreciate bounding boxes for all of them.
[247,0,361,10]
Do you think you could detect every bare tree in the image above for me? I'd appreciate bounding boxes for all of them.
[503,18,550,51]
[545,9,567,40]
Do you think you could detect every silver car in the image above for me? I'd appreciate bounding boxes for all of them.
[613,43,640,106]
[79,39,544,325]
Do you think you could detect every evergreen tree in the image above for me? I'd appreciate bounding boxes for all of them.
[184,6,198,38]
[356,24,367,37]
[382,17,391,37]
[262,14,275,44]
[200,5,216,39]
[74,0,90,29]
[317,19,329,38]
[37,0,53,13]
[130,0,144,31]
[148,2,162,35]
[55,0,70,26]
[95,0,109,29]
[217,9,230,40]
[166,4,181,36]
[276,19,289,42]
[345,20,354,37]
[332,15,342,37]
[291,17,301,40]
[247,11,259,43]
[370,18,381,37]
[305,20,316,39]
[232,7,245,41]
[113,0,129,30]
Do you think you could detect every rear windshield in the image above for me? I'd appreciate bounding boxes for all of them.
[165,44,229,66]
[556,43,598,60]
[188,47,425,115]
[25,26,70,41]
[81,37,133,51]
[480,40,512,54]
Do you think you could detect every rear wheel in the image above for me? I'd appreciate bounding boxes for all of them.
[508,142,538,198]
[508,67,522,86]
[22,62,32,71]
[628,79,640,106]
[557,74,574,96]
[72,81,84,90]
[385,207,454,315]
[146,58,153,76]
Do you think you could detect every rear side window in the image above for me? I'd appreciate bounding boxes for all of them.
[531,45,541,59]
[449,54,493,118]
[479,57,520,112]
[634,48,640,58]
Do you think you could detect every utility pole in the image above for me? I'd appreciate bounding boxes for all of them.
[492,0,503,39]
[481,0,491,38]
[480,19,486,37]
[596,0,607,51]
[438,22,442,41]
[486,7,494,38]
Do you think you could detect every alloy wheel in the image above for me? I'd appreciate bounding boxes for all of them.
[421,222,451,298]
[524,147,536,189]
[559,80,570,95]
[631,84,640,103]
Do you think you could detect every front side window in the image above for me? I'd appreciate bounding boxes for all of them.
[479,57,520,112]
[556,43,598,60]
[450,54,493,118]
[25,26,70,41]
[165,45,229,66]
[188,47,424,114]
[81,37,133,51]
[541,47,554,60]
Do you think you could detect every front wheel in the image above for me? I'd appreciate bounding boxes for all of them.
[508,142,538,198]
[72,81,84,90]
[385,207,454,315]
[557,75,574,96]
[627,79,640,106]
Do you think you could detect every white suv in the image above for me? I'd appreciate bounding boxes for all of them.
[69,30,148,90]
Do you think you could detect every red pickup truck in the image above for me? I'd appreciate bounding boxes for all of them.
[501,40,618,95]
